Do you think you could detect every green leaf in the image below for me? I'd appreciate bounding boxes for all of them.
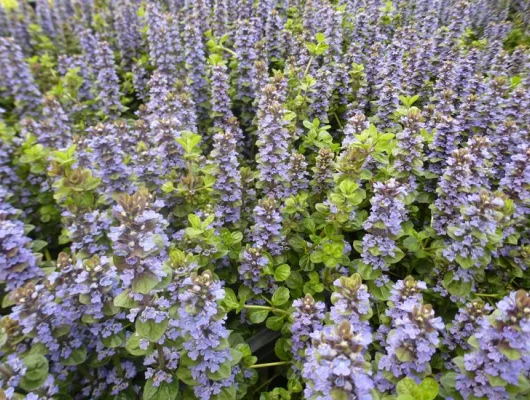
[500,346,522,360]
[229,348,243,366]
[248,309,269,324]
[397,378,420,398]
[309,250,324,264]
[188,214,201,228]
[136,317,168,342]
[19,354,49,391]
[395,347,414,362]
[176,364,196,386]
[274,338,290,360]
[31,239,48,252]
[161,181,174,193]
[288,377,303,393]
[271,287,290,306]
[467,335,480,350]
[101,332,125,348]
[367,281,392,301]
[62,346,87,366]
[274,264,291,281]
[486,374,507,387]
[0,329,6,348]
[440,372,458,390]
[455,254,475,269]
[266,316,285,331]
[210,385,237,400]
[443,272,473,297]
[207,361,232,380]
[2,293,15,308]
[286,270,304,291]
[132,272,160,295]
[143,378,179,400]
[231,231,243,243]
[223,287,239,310]
[418,377,439,400]
[299,254,314,271]
[453,356,465,372]
[126,333,152,356]
[114,289,139,308]
[403,236,420,252]
[357,261,381,280]
[386,247,405,264]
[330,388,350,400]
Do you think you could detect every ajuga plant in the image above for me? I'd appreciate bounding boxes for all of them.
[2,0,530,399]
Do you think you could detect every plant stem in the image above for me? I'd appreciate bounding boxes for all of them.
[44,248,52,262]
[0,365,11,378]
[157,344,166,369]
[333,112,344,130]
[250,361,291,369]
[220,46,237,57]
[113,355,124,377]
[295,55,314,99]
[251,374,279,397]
[476,293,502,298]
[243,305,289,316]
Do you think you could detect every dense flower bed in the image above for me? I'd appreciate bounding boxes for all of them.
[1,0,530,399]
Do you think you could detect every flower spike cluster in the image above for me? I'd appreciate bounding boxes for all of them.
[302,321,374,400]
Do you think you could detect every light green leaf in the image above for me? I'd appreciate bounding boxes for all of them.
[177,363,196,386]
[223,288,239,310]
[248,309,269,324]
[271,287,290,306]
[126,333,152,356]
[395,347,414,362]
[132,273,160,295]
[101,332,125,348]
[487,374,507,387]
[207,361,232,381]
[266,316,285,331]
[143,378,179,400]
[229,348,243,366]
[210,385,237,400]
[418,377,440,400]
[274,264,291,281]
[136,317,168,342]
[500,346,522,360]
[358,261,381,280]
[397,378,419,397]
[20,354,49,391]
[62,346,87,366]
[114,289,139,308]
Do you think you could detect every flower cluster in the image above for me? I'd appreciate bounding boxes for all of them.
[109,189,169,294]
[330,273,372,337]
[379,303,444,385]
[250,197,284,257]
[0,37,41,116]
[86,122,133,196]
[0,188,42,290]
[445,300,493,351]
[256,79,292,199]
[176,270,235,400]
[361,179,408,277]
[302,321,374,400]
[443,190,511,273]
[1,0,530,399]
[455,290,530,399]
[210,129,242,226]
[291,294,325,366]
